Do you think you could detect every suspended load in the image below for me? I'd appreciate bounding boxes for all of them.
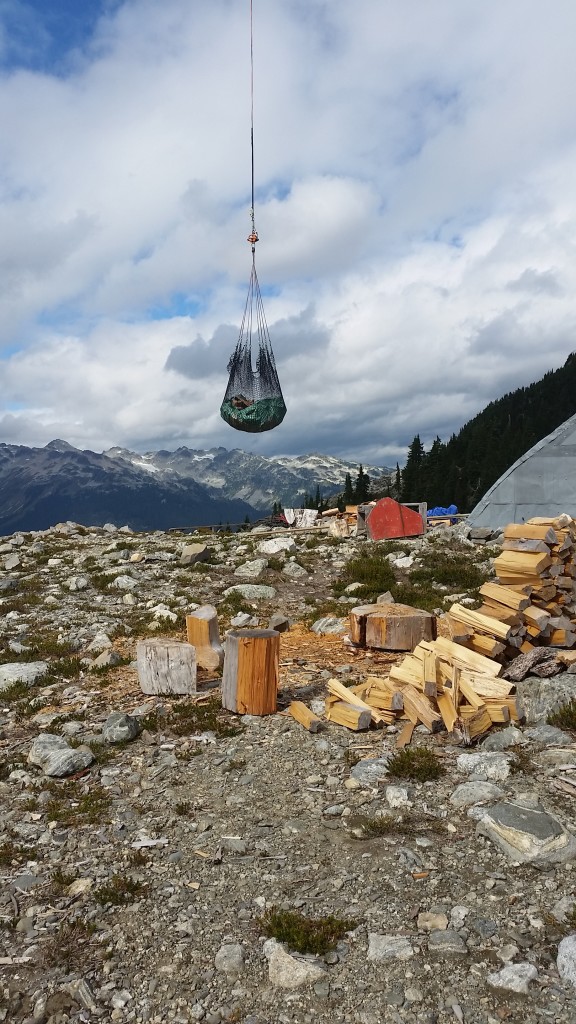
[220,253,287,433]
[220,0,286,434]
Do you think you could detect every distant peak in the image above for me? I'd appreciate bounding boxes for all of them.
[45,439,77,452]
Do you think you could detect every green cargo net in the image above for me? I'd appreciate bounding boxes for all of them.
[220,256,286,434]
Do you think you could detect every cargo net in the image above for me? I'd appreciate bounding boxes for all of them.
[220,258,286,433]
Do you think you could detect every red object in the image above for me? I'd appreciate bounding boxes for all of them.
[366,498,424,540]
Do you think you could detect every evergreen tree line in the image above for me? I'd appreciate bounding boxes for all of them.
[401,353,576,512]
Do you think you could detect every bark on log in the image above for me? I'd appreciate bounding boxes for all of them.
[221,629,279,715]
[136,638,197,695]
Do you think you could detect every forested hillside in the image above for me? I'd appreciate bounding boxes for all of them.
[400,353,576,512]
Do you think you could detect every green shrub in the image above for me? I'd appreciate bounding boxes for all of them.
[386,746,445,782]
[260,907,355,954]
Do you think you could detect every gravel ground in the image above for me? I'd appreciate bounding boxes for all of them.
[1,521,576,1024]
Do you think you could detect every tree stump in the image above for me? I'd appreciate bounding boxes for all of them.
[350,603,436,651]
[136,638,197,695]
[221,629,279,715]
[186,605,224,671]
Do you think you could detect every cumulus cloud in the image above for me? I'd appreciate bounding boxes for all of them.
[1,0,576,466]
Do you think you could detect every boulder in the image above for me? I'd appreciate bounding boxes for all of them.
[28,733,94,777]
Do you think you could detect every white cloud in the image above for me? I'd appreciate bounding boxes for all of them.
[1,0,576,466]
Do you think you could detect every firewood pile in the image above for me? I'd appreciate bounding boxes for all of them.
[292,515,576,745]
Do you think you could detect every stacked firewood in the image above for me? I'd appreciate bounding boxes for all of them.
[448,514,576,655]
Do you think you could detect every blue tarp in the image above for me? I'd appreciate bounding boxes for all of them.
[427,504,458,521]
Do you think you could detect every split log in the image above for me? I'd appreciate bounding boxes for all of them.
[288,701,322,733]
[448,603,512,641]
[136,638,197,695]
[221,629,279,715]
[479,581,531,611]
[503,523,558,543]
[325,700,372,730]
[186,605,224,671]
[464,634,506,659]
[350,603,436,651]
[327,677,386,724]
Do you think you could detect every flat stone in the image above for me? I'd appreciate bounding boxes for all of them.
[258,537,296,555]
[487,963,538,994]
[456,752,512,781]
[234,558,268,580]
[4,553,20,570]
[450,782,504,808]
[525,724,573,746]
[263,939,327,988]
[181,544,212,566]
[110,574,137,590]
[558,934,576,987]
[102,712,141,743]
[28,733,94,777]
[481,726,526,751]
[417,912,448,932]
[427,929,467,956]
[385,785,412,808]
[90,649,123,670]
[214,943,244,977]
[310,616,347,635]
[0,661,48,692]
[223,584,276,601]
[230,613,252,628]
[477,799,576,864]
[282,561,308,578]
[367,934,414,962]
[87,632,113,651]
[350,758,390,787]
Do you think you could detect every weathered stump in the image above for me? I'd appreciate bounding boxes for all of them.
[186,604,224,671]
[221,629,279,715]
[350,603,436,651]
[136,638,197,695]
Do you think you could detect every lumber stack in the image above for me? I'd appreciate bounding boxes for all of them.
[447,515,576,655]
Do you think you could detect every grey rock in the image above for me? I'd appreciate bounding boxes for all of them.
[456,751,512,781]
[450,781,504,807]
[268,613,290,633]
[427,929,467,955]
[230,612,252,628]
[516,670,576,723]
[282,561,308,578]
[0,577,18,592]
[558,934,576,987]
[350,757,390,786]
[367,934,414,961]
[310,616,347,635]
[525,723,573,746]
[67,575,90,592]
[102,712,141,743]
[28,733,94,777]
[12,873,43,891]
[90,649,123,670]
[263,938,327,988]
[214,943,244,976]
[63,979,97,1011]
[223,584,276,601]
[481,726,526,751]
[477,798,576,864]
[376,591,395,604]
[487,963,538,993]
[4,552,20,570]
[552,896,576,923]
[469,527,493,540]
[469,916,497,939]
[181,544,212,566]
[87,632,113,651]
[385,785,412,808]
[258,537,296,555]
[110,574,137,591]
[234,558,268,580]
[0,661,48,692]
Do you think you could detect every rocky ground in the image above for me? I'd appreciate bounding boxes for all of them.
[3,521,576,1024]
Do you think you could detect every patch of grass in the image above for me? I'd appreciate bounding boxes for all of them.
[94,875,144,906]
[40,920,97,969]
[0,680,30,702]
[409,552,484,590]
[260,907,356,955]
[390,582,447,614]
[509,744,537,774]
[266,556,285,572]
[332,545,395,602]
[45,783,112,827]
[219,592,253,616]
[127,849,148,868]
[548,701,576,731]
[349,812,445,839]
[51,867,75,894]
[174,801,192,815]
[169,695,242,739]
[386,746,446,782]
[0,839,28,866]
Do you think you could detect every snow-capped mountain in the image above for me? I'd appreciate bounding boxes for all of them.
[104,446,392,509]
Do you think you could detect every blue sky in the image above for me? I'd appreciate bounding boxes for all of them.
[1,0,576,465]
